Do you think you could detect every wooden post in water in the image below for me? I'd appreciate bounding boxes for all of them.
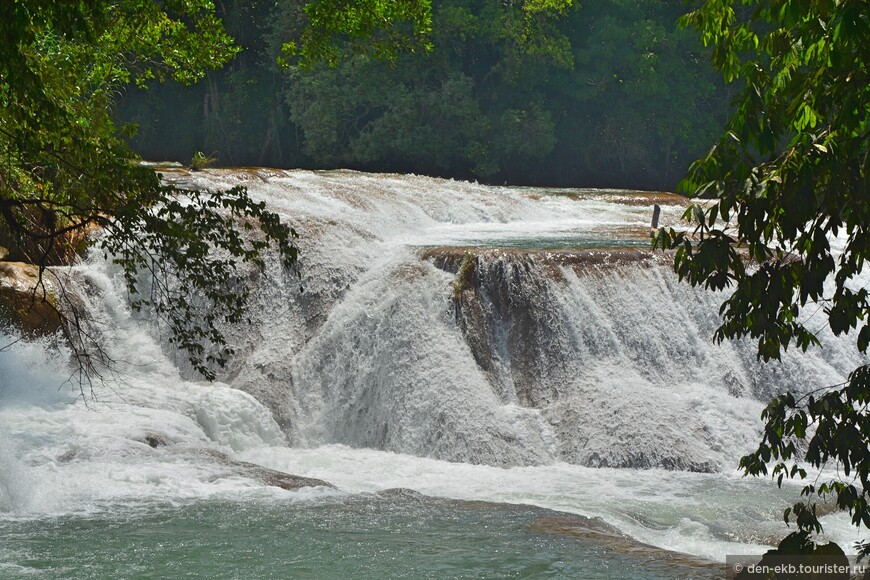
[650,204,661,238]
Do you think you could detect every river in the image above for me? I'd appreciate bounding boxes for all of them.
[0,169,863,577]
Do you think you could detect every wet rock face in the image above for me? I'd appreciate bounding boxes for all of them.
[425,248,770,472]
[191,448,334,490]
[448,252,563,408]
[433,247,667,411]
[239,460,335,491]
[0,262,63,336]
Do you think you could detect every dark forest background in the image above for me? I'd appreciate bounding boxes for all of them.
[119,0,731,191]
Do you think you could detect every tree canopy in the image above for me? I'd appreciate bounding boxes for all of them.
[654,0,870,555]
[119,0,730,190]
[0,1,299,382]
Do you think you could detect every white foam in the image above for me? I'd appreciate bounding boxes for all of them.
[0,169,864,561]
[238,443,806,562]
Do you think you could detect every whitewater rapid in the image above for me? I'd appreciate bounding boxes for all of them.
[0,169,865,563]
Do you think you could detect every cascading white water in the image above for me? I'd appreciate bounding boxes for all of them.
[157,169,861,470]
[0,168,865,564]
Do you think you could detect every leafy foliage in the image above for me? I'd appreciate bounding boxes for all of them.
[653,0,870,552]
[190,150,218,170]
[121,0,729,190]
[285,0,434,67]
[0,1,298,382]
[100,184,298,380]
[282,0,577,178]
[285,0,726,185]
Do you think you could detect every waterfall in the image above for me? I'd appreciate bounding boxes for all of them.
[152,169,860,471]
[1,169,864,563]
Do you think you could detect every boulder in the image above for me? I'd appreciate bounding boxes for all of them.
[0,261,64,336]
[191,448,335,491]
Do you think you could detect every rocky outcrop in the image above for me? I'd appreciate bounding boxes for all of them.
[242,461,335,491]
[530,514,719,573]
[425,247,668,410]
[423,246,661,278]
[190,448,335,490]
[0,261,64,336]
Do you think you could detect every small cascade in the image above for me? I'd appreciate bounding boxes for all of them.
[288,249,557,466]
[434,248,855,470]
[0,439,29,512]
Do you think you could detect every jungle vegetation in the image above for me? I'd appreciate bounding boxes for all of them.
[120,0,731,191]
[655,0,870,560]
